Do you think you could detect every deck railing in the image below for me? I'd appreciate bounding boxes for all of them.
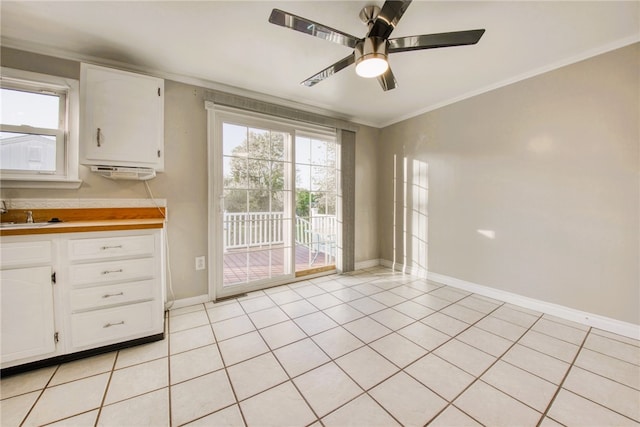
[224,212,284,248]
[224,212,336,260]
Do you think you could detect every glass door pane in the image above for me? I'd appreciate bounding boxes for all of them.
[295,135,337,275]
[221,122,293,292]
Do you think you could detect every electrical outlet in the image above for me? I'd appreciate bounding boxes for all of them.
[195,256,206,271]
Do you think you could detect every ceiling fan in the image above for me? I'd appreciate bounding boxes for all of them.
[269,0,485,91]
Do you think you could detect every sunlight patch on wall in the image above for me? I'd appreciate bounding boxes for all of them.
[477,229,496,239]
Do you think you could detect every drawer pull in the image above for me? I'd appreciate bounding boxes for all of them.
[101,269,123,275]
[103,321,125,328]
[101,245,123,250]
[102,292,124,299]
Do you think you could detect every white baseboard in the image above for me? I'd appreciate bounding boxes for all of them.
[355,259,382,270]
[167,294,210,310]
[379,259,428,278]
[378,260,639,340]
[429,271,639,340]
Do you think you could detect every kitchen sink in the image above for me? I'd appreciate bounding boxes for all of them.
[0,222,53,229]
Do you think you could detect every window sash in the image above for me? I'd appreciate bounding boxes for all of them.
[0,78,68,177]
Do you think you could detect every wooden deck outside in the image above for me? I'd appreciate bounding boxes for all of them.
[223,244,332,285]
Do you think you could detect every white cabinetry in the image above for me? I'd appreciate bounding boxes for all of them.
[65,232,164,352]
[80,63,164,170]
[0,240,58,365]
[0,228,164,371]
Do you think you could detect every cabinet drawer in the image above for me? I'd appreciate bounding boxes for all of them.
[0,241,52,268]
[68,234,155,261]
[69,258,155,287]
[70,280,156,312]
[70,301,159,349]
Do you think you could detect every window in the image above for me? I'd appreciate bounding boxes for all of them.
[0,67,80,188]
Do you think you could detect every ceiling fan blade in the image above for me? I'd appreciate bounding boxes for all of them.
[269,9,360,49]
[388,29,485,53]
[301,54,355,87]
[368,0,412,39]
[377,67,398,91]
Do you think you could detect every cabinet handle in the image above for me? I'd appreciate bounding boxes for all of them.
[101,269,123,275]
[101,245,123,250]
[103,321,125,328]
[97,128,102,147]
[102,292,124,299]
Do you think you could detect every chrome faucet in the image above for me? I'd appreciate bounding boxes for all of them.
[26,211,34,223]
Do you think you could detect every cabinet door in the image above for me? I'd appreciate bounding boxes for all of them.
[1,266,56,363]
[81,64,164,170]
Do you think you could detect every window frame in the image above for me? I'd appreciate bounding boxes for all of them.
[0,67,81,189]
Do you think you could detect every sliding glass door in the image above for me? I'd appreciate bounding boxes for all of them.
[294,134,337,276]
[217,117,294,297]
[210,108,337,299]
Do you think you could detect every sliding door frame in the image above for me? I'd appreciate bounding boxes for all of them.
[206,103,339,301]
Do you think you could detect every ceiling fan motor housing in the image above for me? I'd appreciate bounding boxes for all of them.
[354,37,390,77]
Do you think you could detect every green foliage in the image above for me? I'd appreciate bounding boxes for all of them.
[296,189,315,217]
[223,130,337,216]
[224,130,284,213]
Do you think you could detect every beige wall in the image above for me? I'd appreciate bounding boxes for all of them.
[378,44,639,324]
[355,125,381,263]
[0,47,380,300]
[6,43,636,324]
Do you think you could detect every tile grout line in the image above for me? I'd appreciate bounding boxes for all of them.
[420,304,546,426]
[574,345,640,373]
[145,270,636,424]
[536,332,640,424]
[239,290,325,426]
[161,279,536,423]
[536,326,592,426]
[256,278,406,425]
[201,303,250,427]
[18,364,61,427]
[281,281,408,427]
[10,268,636,427]
[570,361,640,392]
[300,284,497,425]
[166,310,173,427]
[92,348,121,426]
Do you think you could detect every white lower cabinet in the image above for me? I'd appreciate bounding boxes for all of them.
[0,265,56,364]
[70,301,157,349]
[0,228,164,371]
[70,280,155,311]
[65,230,164,353]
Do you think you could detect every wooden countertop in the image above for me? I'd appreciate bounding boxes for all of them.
[0,207,166,236]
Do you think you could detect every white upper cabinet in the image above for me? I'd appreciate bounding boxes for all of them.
[80,63,164,170]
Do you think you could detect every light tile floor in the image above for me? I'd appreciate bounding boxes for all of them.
[2,267,639,426]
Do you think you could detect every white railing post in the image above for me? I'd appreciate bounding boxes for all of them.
[223,212,337,262]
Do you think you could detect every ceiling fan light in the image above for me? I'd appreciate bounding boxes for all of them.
[356,57,388,78]
[355,37,389,78]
